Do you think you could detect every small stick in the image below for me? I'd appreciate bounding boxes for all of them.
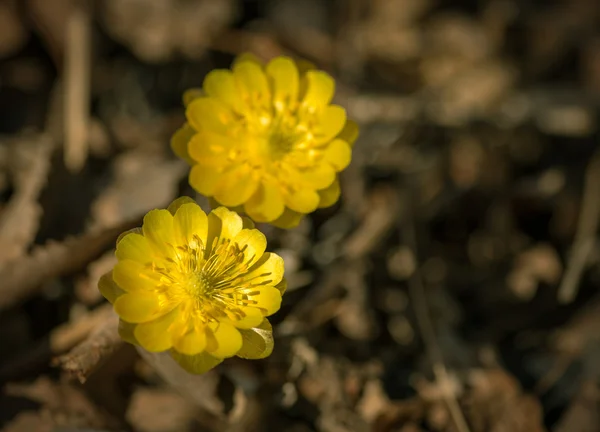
[64,0,91,172]
[558,150,600,303]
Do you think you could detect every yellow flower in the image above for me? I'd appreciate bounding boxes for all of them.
[99,197,286,374]
[171,54,359,228]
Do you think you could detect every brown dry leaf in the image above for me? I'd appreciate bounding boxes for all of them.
[462,368,546,432]
[100,0,237,63]
[0,133,53,266]
[5,376,118,429]
[90,150,186,230]
[127,387,197,432]
[0,218,138,311]
[507,243,563,300]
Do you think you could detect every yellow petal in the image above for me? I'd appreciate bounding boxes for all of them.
[323,139,352,171]
[233,61,271,108]
[296,59,316,75]
[266,56,299,109]
[242,216,255,230]
[117,227,142,245]
[170,123,196,165]
[285,189,320,213]
[134,308,179,352]
[244,181,285,222]
[186,98,235,135]
[229,306,265,330]
[173,202,208,248]
[272,208,304,229]
[237,319,274,359]
[213,166,259,207]
[296,164,336,190]
[142,209,176,257]
[207,322,242,358]
[183,88,203,106]
[206,207,244,255]
[118,320,138,345]
[232,228,267,265]
[188,131,235,166]
[167,196,196,215]
[203,69,246,114]
[113,293,163,323]
[173,327,208,356]
[189,164,222,196]
[233,52,263,68]
[170,350,222,374]
[112,260,158,293]
[249,286,282,316]
[314,105,346,144]
[274,278,287,295]
[337,119,359,147]
[98,271,125,304]
[318,178,341,208]
[301,70,334,110]
[242,252,285,287]
[116,232,154,263]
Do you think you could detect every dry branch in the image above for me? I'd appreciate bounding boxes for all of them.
[0,219,138,311]
[54,306,122,383]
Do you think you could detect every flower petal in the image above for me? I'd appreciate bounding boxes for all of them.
[189,164,223,197]
[134,308,179,352]
[244,181,285,222]
[206,207,244,256]
[232,228,267,265]
[116,227,142,245]
[118,320,138,345]
[170,123,196,165]
[207,322,242,358]
[173,202,208,248]
[167,196,196,215]
[274,278,287,295]
[116,232,154,263]
[142,209,176,257]
[237,319,274,359]
[295,164,336,190]
[249,286,282,316]
[213,166,259,207]
[113,260,158,293]
[186,98,235,135]
[272,208,304,229]
[170,350,222,374]
[183,88,203,106]
[172,326,208,356]
[229,306,265,330]
[285,189,320,214]
[314,105,346,144]
[113,293,163,323]
[188,131,235,166]
[242,252,285,287]
[337,119,359,147]
[318,178,341,208]
[233,52,263,68]
[323,139,352,171]
[98,271,125,304]
[203,69,246,113]
[233,61,271,109]
[301,70,334,110]
[266,56,299,110]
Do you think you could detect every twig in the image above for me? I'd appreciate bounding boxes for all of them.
[401,187,472,432]
[54,307,123,383]
[558,150,600,303]
[64,0,91,172]
[0,219,139,311]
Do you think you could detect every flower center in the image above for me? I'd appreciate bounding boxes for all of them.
[152,236,265,323]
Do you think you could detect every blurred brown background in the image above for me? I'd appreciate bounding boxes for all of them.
[0,0,599,431]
